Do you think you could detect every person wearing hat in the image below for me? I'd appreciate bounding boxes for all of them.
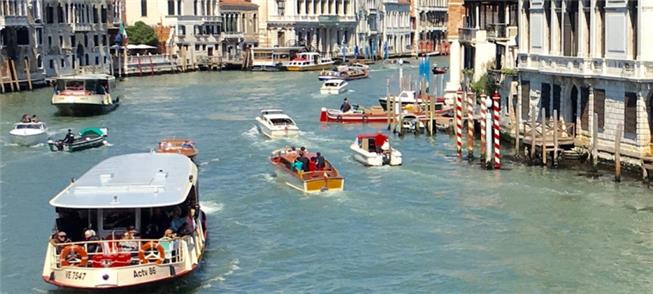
[84,229,101,253]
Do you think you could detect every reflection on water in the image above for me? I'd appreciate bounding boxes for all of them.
[1,57,653,293]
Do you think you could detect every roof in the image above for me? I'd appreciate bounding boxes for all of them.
[220,0,258,10]
[57,74,115,81]
[265,114,293,120]
[49,153,197,209]
[357,133,388,140]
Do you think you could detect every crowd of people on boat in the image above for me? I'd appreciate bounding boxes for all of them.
[285,146,326,173]
[51,205,200,266]
[20,113,40,123]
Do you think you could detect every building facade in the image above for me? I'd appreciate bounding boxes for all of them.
[381,0,411,57]
[220,0,258,63]
[125,0,222,68]
[415,0,447,55]
[252,0,357,58]
[355,0,382,59]
[518,0,652,161]
[1,0,46,86]
[40,0,117,77]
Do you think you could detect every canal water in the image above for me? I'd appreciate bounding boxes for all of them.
[1,57,653,293]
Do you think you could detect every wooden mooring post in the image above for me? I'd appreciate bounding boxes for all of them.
[541,108,547,166]
[514,103,520,157]
[553,109,559,167]
[615,123,623,182]
[530,107,536,162]
[24,58,33,90]
[10,59,20,91]
[592,113,599,169]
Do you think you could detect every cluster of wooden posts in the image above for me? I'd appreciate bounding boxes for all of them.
[1,58,33,93]
[453,89,502,169]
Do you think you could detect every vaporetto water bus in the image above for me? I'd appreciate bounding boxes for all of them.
[42,153,207,289]
[51,74,121,116]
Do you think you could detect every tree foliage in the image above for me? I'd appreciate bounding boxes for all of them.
[126,21,158,46]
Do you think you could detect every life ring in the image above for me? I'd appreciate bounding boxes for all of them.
[362,115,368,123]
[138,241,165,264]
[60,245,89,267]
[336,115,343,122]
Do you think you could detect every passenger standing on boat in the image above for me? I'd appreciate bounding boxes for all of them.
[170,206,187,234]
[159,229,176,262]
[179,207,196,236]
[315,152,326,170]
[298,152,310,172]
[340,97,352,113]
[63,129,75,144]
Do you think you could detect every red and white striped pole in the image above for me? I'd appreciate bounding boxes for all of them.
[455,88,464,157]
[466,92,475,160]
[479,92,487,161]
[492,90,501,169]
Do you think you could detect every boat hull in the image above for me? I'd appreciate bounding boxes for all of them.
[255,119,299,139]
[48,136,107,152]
[320,88,346,95]
[9,131,48,146]
[274,167,344,193]
[351,144,402,166]
[285,63,333,71]
[53,102,119,116]
[319,108,389,123]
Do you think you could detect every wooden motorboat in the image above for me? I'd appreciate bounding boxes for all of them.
[48,128,108,152]
[319,105,389,123]
[432,66,448,74]
[351,133,402,166]
[156,139,199,161]
[270,148,344,193]
[318,65,368,81]
[255,109,300,138]
[9,121,48,146]
[51,74,121,116]
[320,79,348,95]
[42,153,207,289]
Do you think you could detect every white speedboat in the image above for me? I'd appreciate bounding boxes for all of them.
[351,133,402,166]
[285,52,334,71]
[255,109,300,138]
[320,79,348,95]
[9,121,48,146]
[42,153,207,289]
[51,74,121,116]
[378,90,421,111]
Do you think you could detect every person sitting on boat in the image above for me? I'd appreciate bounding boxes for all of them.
[31,114,39,123]
[63,129,75,144]
[178,207,196,236]
[298,152,310,173]
[292,159,304,173]
[315,152,326,170]
[169,206,187,234]
[340,97,352,113]
[84,229,101,254]
[118,230,138,253]
[52,230,72,254]
[308,157,317,172]
[159,229,177,262]
[21,113,31,123]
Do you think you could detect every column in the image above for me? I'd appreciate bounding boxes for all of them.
[588,86,595,136]
[311,30,317,49]
[445,40,462,95]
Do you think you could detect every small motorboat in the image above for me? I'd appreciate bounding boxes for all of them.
[270,147,344,193]
[378,90,421,111]
[48,127,108,152]
[351,133,402,166]
[255,109,300,138]
[432,66,448,74]
[319,105,389,123]
[397,114,425,134]
[318,66,347,81]
[320,79,348,95]
[156,138,199,161]
[9,121,48,146]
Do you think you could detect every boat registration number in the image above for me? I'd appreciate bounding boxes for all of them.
[65,270,86,280]
[133,266,157,278]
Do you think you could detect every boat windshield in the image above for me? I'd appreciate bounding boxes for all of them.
[56,79,110,94]
[16,123,43,129]
[270,118,294,126]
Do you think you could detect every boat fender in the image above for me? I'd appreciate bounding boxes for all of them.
[138,241,165,264]
[336,115,342,122]
[60,245,89,267]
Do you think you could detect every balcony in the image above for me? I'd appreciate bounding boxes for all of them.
[267,15,356,25]
[0,15,29,26]
[517,53,653,81]
[459,27,486,44]
[487,23,518,44]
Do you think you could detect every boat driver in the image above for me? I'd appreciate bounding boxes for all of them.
[340,97,352,113]
[63,129,75,144]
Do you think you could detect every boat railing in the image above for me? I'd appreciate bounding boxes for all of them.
[49,237,189,269]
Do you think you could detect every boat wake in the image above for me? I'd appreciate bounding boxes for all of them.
[200,258,240,288]
[199,157,220,166]
[262,173,276,183]
[200,201,224,215]
[241,126,260,140]
[207,113,250,121]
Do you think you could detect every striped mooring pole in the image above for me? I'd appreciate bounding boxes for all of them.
[455,88,464,157]
[492,90,501,169]
[466,92,475,160]
[479,92,487,161]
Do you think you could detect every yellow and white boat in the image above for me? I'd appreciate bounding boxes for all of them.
[270,148,344,193]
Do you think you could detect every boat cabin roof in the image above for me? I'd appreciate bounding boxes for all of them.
[324,79,345,86]
[49,153,197,209]
[399,91,416,98]
[260,109,285,115]
[57,74,115,81]
[357,133,388,144]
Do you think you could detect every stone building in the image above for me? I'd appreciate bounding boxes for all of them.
[1,0,46,87]
[355,0,382,59]
[252,0,357,58]
[220,0,258,63]
[518,0,652,162]
[381,0,411,57]
[40,0,117,77]
[124,0,222,68]
[414,0,447,55]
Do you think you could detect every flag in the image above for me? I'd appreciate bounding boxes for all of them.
[119,22,128,45]
[354,45,359,59]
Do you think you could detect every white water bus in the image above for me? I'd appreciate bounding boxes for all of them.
[42,153,207,289]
